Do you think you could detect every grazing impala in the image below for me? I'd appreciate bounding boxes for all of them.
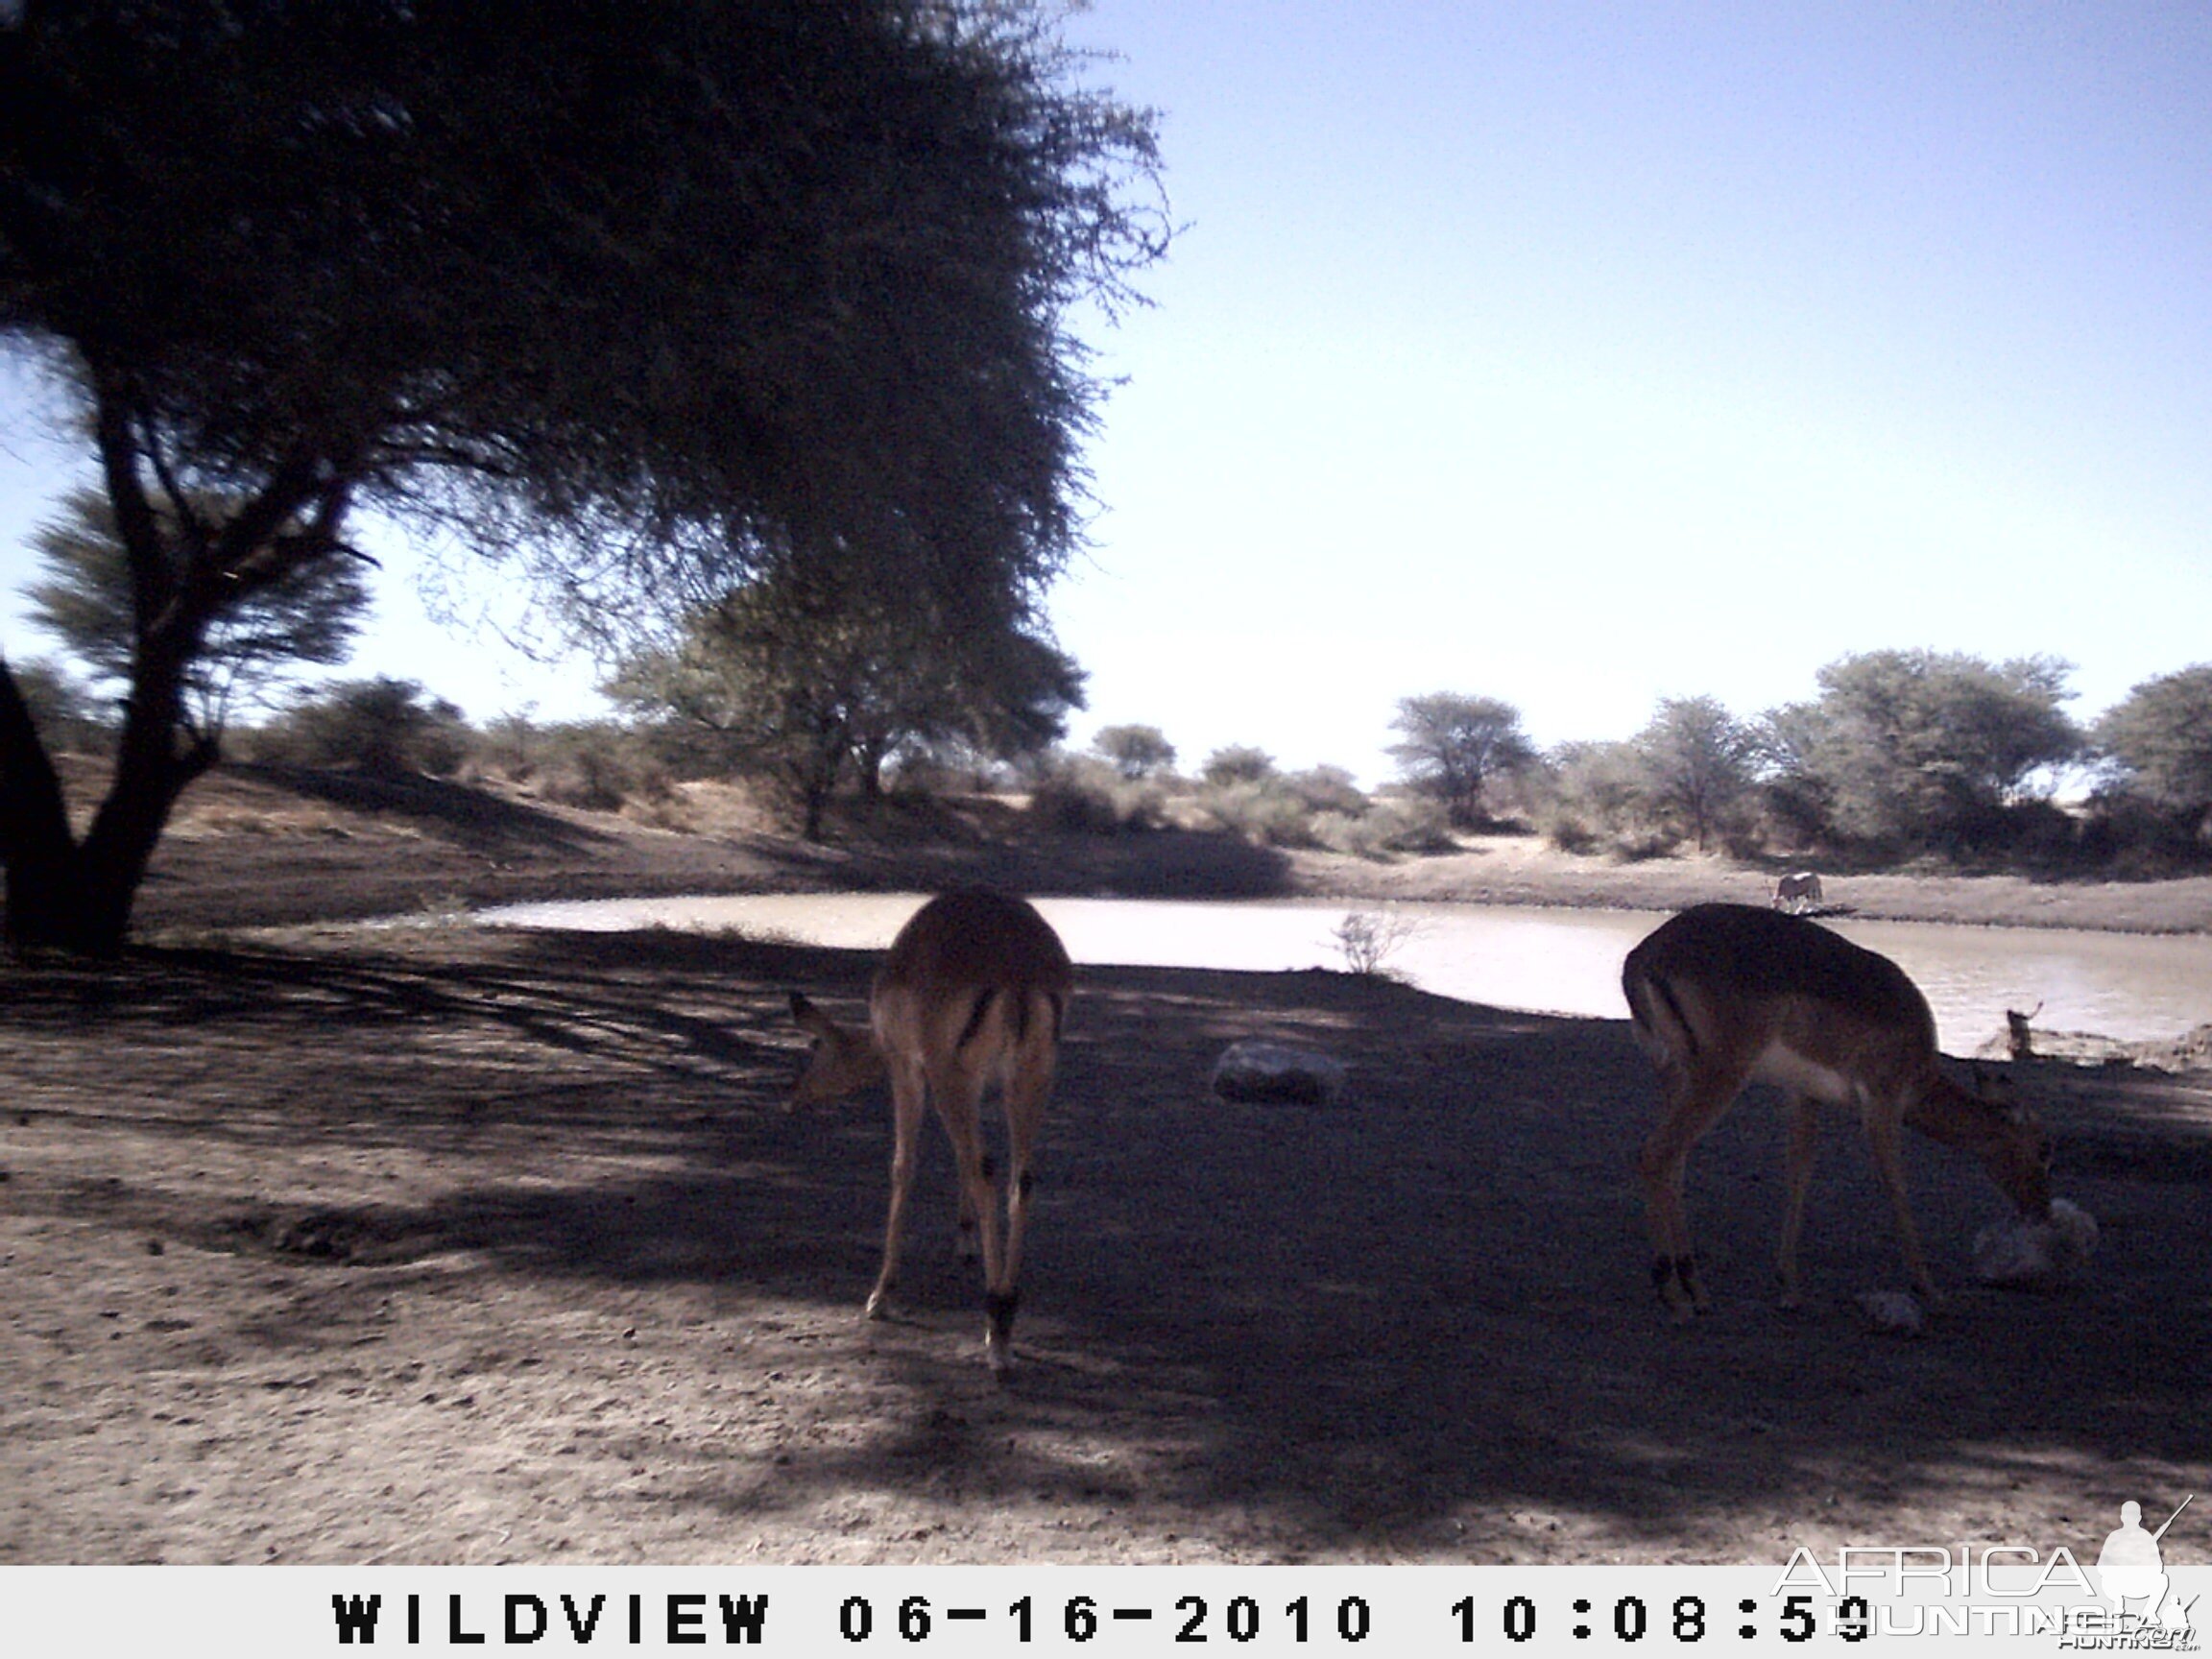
[789,888,1072,1373]
[1772,871,1824,913]
[1623,902,2050,1316]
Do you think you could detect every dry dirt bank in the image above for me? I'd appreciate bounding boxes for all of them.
[128,760,2212,936]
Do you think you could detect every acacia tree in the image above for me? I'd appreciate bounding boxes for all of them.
[1201,745,1274,786]
[25,486,370,738]
[1766,650,2081,849]
[1092,724,1177,780]
[2094,665,2212,825]
[1544,738,1654,853]
[1387,692,1536,828]
[1632,695,1759,852]
[610,571,1086,840]
[0,0,1164,952]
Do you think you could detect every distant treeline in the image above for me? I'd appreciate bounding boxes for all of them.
[20,645,2212,875]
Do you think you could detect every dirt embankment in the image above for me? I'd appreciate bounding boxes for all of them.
[130,758,2212,936]
[3,764,2206,1566]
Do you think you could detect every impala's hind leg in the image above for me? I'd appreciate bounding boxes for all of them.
[1638,1050,1755,1317]
[987,1020,1058,1374]
[1776,1094,1818,1307]
[868,1054,928,1320]
[954,1181,979,1262]
[924,1046,1008,1367]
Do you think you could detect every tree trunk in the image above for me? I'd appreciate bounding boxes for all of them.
[0,661,84,951]
[855,742,886,800]
[0,650,210,958]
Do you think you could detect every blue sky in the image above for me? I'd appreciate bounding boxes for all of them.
[4,2,2209,785]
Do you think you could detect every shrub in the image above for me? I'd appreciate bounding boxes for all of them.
[1284,764,1368,816]
[1026,756,1166,832]
[534,725,673,812]
[1091,723,1178,780]
[1332,907,1419,976]
[468,709,544,784]
[1200,744,1275,786]
[1313,795,1454,857]
[254,678,469,776]
[1195,778,1317,847]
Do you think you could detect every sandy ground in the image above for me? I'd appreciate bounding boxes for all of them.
[3,765,2207,1564]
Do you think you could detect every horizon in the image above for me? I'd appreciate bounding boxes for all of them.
[5,3,2209,791]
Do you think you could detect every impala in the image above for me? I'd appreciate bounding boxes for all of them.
[1772,871,1824,913]
[1622,902,2050,1316]
[789,887,1072,1373]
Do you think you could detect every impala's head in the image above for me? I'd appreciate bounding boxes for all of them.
[1971,1067,2054,1221]
[788,992,886,1111]
[1914,1065,2052,1220]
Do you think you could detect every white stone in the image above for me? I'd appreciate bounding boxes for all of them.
[1973,1198,2099,1286]
[1857,1290,1924,1334]
[1210,1042,1348,1106]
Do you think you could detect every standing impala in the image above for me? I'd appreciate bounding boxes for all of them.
[789,887,1072,1373]
[1623,902,2050,1316]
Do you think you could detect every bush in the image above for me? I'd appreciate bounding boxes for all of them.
[1284,764,1367,816]
[1200,744,1275,786]
[1091,723,1178,781]
[467,710,544,784]
[1312,795,1454,857]
[536,726,673,812]
[1332,907,1419,976]
[882,743,1000,797]
[1026,756,1166,832]
[1194,778,1317,847]
[253,678,469,776]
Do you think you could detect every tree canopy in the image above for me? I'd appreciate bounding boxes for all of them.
[1632,695,1759,852]
[25,486,369,733]
[1765,650,2081,849]
[610,567,1085,840]
[0,0,1165,951]
[1092,723,1177,780]
[1201,745,1275,786]
[2095,665,2212,819]
[1387,692,1535,828]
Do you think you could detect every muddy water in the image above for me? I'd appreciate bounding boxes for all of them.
[478,893,2212,1048]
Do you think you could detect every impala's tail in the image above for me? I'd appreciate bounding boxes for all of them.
[1622,957,1699,1061]
[952,986,1067,1053]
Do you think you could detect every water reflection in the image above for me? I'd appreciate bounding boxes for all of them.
[478,893,2212,1048]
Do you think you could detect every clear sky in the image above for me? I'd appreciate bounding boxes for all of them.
[4,2,2209,786]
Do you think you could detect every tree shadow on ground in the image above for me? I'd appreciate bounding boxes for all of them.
[4,932,2205,1561]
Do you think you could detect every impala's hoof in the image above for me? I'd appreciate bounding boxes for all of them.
[1651,1253,1706,1319]
[983,1288,1021,1372]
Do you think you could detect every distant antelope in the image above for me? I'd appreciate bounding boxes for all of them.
[1772,871,1823,913]
[789,888,1071,1373]
[1623,902,2051,1316]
